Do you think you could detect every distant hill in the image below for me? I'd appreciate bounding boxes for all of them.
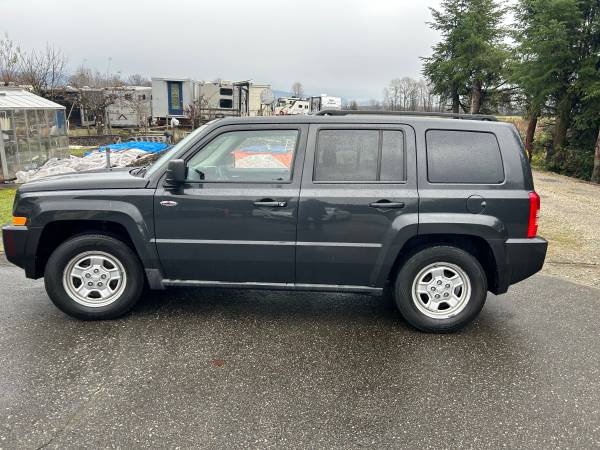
[272,89,293,99]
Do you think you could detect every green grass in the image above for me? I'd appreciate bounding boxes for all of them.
[69,147,91,157]
[0,188,16,226]
[0,188,16,251]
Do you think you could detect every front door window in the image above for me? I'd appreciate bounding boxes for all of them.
[186,129,299,183]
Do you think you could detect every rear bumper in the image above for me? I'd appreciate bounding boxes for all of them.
[505,237,548,285]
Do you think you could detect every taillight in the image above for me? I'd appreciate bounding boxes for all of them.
[527,192,540,238]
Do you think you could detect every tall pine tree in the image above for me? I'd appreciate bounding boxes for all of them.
[423,0,508,114]
[511,0,581,162]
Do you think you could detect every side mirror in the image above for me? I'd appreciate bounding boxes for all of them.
[165,159,187,185]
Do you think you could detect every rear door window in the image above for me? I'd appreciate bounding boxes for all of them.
[380,131,406,181]
[426,130,504,184]
[314,129,405,182]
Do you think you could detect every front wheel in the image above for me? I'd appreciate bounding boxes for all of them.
[44,234,144,320]
[394,246,487,333]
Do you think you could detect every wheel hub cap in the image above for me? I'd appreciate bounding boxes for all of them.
[62,251,127,307]
[411,262,471,319]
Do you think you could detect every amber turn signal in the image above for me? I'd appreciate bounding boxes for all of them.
[12,216,27,226]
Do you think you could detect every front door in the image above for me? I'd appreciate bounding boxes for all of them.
[296,124,418,288]
[167,81,183,116]
[154,124,307,283]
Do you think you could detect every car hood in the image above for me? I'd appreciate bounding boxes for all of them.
[18,168,149,193]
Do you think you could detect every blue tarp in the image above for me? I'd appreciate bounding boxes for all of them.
[94,141,170,154]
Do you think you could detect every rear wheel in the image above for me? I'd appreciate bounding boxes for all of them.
[394,246,487,333]
[44,234,144,320]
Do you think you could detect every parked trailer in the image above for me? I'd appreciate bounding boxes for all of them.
[310,95,342,113]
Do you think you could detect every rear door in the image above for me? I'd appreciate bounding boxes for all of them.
[296,123,418,288]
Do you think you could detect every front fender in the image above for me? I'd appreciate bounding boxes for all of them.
[16,190,159,275]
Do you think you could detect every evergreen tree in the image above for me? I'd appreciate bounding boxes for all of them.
[423,0,508,114]
[511,0,581,162]
[571,0,600,181]
[513,0,600,174]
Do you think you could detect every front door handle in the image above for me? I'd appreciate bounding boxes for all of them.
[253,199,287,208]
[369,200,405,209]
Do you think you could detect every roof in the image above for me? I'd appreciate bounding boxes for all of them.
[208,113,514,132]
[0,89,65,110]
[152,77,193,82]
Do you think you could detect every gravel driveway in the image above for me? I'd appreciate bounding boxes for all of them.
[534,170,600,288]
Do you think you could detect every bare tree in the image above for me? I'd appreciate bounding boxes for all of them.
[68,64,122,89]
[291,81,304,98]
[69,65,104,88]
[416,80,436,111]
[185,94,212,128]
[19,44,67,95]
[384,77,441,112]
[345,100,359,110]
[383,79,402,111]
[126,73,151,86]
[0,33,21,86]
[78,89,117,134]
[368,99,382,109]
[395,77,417,110]
[68,65,93,88]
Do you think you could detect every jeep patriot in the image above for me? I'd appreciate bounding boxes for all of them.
[2,111,548,332]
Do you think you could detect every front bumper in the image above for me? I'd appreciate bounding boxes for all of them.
[2,224,30,272]
[505,237,548,285]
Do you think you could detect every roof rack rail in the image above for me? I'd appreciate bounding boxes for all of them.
[314,109,498,121]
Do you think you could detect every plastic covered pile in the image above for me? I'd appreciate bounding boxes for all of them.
[15,141,169,183]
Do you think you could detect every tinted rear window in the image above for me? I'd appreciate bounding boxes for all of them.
[315,130,379,181]
[314,129,405,182]
[380,131,405,181]
[426,130,504,184]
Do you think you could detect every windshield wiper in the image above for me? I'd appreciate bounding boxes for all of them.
[132,164,151,176]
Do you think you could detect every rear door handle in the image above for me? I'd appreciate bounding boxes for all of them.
[369,201,405,209]
[254,199,287,207]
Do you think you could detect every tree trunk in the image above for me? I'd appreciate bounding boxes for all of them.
[525,112,539,162]
[470,80,482,114]
[451,87,460,114]
[592,128,600,183]
[548,90,571,167]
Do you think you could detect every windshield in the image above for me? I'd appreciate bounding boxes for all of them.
[143,124,211,178]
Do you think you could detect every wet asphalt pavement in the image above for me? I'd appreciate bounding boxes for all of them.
[0,261,599,449]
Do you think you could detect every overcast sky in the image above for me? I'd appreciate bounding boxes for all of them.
[2,0,442,101]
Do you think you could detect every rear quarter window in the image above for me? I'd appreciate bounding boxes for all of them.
[426,130,504,184]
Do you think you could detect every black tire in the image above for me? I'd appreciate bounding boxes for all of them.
[44,234,144,320]
[394,245,487,333]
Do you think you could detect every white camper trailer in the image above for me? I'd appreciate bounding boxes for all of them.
[106,86,152,127]
[274,97,311,115]
[152,78,273,124]
[151,77,199,124]
[309,95,342,113]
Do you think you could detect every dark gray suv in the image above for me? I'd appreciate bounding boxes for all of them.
[2,111,547,332]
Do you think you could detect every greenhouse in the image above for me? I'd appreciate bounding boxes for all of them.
[0,89,69,182]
